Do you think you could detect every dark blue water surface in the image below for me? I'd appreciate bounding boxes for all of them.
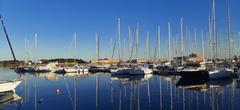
[1,68,240,110]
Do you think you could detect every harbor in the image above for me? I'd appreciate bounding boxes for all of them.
[1,0,240,109]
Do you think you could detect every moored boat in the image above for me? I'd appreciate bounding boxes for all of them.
[15,67,36,73]
[208,68,234,79]
[0,80,22,93]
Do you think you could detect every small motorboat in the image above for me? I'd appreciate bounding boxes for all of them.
[53,68,66,74]
[0,80,22,93]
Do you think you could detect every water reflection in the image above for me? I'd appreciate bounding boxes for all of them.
[0,92,22,109]
[176,76,233,92]
[0,68,240,110]
[110,74,153,110]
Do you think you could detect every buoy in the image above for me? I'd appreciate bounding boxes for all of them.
[56,89,61,96]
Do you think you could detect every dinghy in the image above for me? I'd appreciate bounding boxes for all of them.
[0,80,22,93]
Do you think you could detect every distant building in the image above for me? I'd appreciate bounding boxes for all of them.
[188,54,204,62]
[90,59,119,65]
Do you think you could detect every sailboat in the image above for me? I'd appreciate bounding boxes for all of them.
[15,36,37,73]
[111,18,131,75]
[129,64,153,75]
[128,32,153,75]
[64,32,79,73]
[156,22,175,74]
[0,15,22,93]
[64,33,89,74]
[208,0,234,80]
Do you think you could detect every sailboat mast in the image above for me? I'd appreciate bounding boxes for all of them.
[157,25,161,61]
[209,16,213,60]
[25,37,28,63]
[34,33,38,53]
[96,33,99,62]
[212,0,217,60]
[128,26,132,54]
[74,32,77,63]
[109,38,113,59]
[189,31,192,54]
[201,31,205,61]
[146,32,149,61]
[180,18,184,62]
[185,26,188,56]
[0,15,16,61]
[34,33,38,62]
[194,28,197,53]
[123,38,126,61]
[168,22,171,61]
[117,18,121,61]
[136,23,139,62]
[227,0,232,59]
[219,32,222,59]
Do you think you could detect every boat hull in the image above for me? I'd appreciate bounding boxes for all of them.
[0,81,22,93]
[209,69,233,79]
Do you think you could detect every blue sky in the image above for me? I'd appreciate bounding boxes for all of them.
[0,0,240,61]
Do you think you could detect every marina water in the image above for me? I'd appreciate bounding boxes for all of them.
[1,68,240,110]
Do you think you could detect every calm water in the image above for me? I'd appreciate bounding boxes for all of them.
[1,68,240,110]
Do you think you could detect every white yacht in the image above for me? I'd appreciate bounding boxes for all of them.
[64,66,79,73]
[129,64,153,75]
[0,80,22,93]
[78,66,89,73]
[36,63,57,72]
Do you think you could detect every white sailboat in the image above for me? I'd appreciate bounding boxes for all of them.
[128,31,153,75]
[111,18,131,75]
[208,0,234,80]
[64,32,79,73]
[178,31,206,72]
[0,80,22,93]
[64,33,89,73]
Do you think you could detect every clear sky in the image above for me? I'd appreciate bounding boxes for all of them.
[0,0,240,61]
